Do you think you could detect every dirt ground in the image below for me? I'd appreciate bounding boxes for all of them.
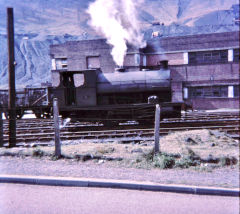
[0,156,239,188]
[0,129,239,188]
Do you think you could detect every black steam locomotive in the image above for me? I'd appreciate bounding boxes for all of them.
[51,62,182,124]
[0,63,182,124]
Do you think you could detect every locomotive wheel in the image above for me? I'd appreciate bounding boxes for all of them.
[34,113,43,119]
[3,111,24,119]
[138,119,154,126]
[34,108,52,119]
[43,110,53,118]
[4,112,9,119]
[16,110,24,119]
[33,110,44,119]
[102,120,118,127]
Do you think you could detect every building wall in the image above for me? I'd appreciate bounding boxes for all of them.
[147,53,184,66]
[144,31,239,53]
[190,98,239,110]
[50,32,240,110]
[171,63,239,82]
[50,39,142,73]
[170,62,239,109]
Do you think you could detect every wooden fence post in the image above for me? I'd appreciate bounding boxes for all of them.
[53,98,61,158]
[154,104,160,153]
[7,8,16,148]
[0,112,3,147]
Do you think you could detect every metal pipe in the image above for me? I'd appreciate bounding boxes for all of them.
[7,8,16,147]
[0,111,3,147]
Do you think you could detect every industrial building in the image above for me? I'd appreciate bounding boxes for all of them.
[50,31,239,110]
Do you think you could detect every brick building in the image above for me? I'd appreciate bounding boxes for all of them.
[50,31,239,110]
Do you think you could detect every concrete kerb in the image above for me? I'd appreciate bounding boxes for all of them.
[0,174,239,197]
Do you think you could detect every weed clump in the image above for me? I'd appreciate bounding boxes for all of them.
[219,156,238,166]
[95,146,115,155]
[152,153,175,169]
[175,157,200,168]
[133,145,239,170]
[32,148,45,157]
[138,150,179,169]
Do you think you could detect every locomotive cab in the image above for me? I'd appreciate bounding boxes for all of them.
[51,69,98,110]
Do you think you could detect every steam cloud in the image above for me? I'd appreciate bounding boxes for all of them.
[87,0,146,66]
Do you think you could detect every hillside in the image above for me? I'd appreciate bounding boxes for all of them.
[0,0,239,88]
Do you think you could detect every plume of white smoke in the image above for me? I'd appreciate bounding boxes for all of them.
[87,0,146,66]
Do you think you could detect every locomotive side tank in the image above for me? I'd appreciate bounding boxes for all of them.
[97,68,170,94]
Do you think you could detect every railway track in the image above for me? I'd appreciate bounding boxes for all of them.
[1,111,239,146]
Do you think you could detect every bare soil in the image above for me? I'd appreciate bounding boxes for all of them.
[0,156,239,188]
[0,129,239,188]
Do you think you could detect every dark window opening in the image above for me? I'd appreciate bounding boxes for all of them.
[234,49,239,62]
[234,85,239,97]
[56,58,68,70]
[188,86,229,98]
[189,50,228,65]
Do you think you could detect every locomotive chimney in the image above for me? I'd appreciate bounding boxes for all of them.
[159,60,168,69]
[115,66,125,72]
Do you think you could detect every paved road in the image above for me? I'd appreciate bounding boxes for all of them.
[0,184,239,214]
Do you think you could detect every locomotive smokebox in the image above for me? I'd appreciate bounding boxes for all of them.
[160,60,168,69]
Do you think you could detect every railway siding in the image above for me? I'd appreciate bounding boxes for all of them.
[1,111,239,145]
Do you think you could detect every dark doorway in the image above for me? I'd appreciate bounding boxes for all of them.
[62,73,76,106]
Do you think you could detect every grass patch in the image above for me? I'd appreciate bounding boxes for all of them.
[219,156,238,166]
[0,129,238,170]
[131,145,238,169]
[95,146,115,155]
[32,148,46,157]
[137,150,177,169]
[132,149,199,169]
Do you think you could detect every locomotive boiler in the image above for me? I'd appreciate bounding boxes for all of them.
[51,62,182,124]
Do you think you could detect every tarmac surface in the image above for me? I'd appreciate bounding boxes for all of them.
[1,183,239,214]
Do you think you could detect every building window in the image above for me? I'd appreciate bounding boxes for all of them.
[228,49,233,62]
[183,87,188,99]
[143,55,147,66]
[52,58,68,70]
[183,52,188,64]
[188,86,229,98]
[135,54,140,66]
[234,85,239,97]
[188,50,228,65]
[228,86,234,98]
[188,52,196,64]
[87,56,100,69]
[233,49,239,62]
[73,73,85,87]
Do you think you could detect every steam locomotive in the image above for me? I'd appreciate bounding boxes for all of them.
[0,62,182,124]
[51,61,182,124]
